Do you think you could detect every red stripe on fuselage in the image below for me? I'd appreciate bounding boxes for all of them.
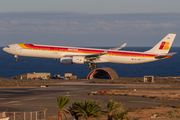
[23,44,156,57]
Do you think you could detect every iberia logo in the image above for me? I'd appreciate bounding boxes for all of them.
[159,41,170,50]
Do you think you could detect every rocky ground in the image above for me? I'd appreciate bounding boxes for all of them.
[1,77,180,120]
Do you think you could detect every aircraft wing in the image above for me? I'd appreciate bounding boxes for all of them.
[62,50,108,61]
[85,50,108,60]
[85,43,126,60]
[64,43,127,61]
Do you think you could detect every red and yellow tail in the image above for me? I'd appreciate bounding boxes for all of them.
[145,33,176,55]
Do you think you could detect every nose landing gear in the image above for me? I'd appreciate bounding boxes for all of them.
[14,55,18,62]
[86,63,98,70]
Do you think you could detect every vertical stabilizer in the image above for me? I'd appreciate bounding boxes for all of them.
[144,33,176,55]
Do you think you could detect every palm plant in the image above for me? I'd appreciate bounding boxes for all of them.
[67,101,81,120]
[57,96,71,120]
[73,100,103,120]
[107,99,124,120]
[114,111,129,120]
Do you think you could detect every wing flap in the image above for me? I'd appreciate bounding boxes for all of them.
[85,50,108,58]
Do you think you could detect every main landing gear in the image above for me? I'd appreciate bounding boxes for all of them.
[14,55,18,62]
[86,63,97,70]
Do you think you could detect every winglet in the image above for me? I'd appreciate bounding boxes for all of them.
[110,43,127,50]
[100,50,108,55]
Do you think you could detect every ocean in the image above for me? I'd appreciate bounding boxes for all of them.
[0,47,180,78]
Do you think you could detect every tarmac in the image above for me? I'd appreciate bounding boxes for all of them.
[1,80,180,118]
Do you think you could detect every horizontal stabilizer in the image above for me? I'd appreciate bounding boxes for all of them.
[155,52,177,59]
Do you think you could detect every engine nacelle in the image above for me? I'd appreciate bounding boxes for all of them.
[72,56,85,64]
[60,57,72,65]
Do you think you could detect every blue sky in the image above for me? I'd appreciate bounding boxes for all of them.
[0,1,180,47]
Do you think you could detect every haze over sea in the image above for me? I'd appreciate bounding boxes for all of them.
[0,47,180,78]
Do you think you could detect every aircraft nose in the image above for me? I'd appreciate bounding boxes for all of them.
[3,47,6,51]
[3,46,8,52]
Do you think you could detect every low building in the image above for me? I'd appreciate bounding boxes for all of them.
[19,72,50,79]
[144,76,154,82]
[0,112,6,118]
[70,75,77,80]
[65,73,72,78]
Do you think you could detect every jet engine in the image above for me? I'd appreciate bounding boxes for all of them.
[60,56,85,65]
[72,56,85,64]
[60,57,72,65]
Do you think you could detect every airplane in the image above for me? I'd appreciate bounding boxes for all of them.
[3,33,176,70]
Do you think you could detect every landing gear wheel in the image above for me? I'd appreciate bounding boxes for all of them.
[86,63,98,70]
[90,67,94,70]
[14,55,18,62]
[86,65,90,68]
[93,64,97,69]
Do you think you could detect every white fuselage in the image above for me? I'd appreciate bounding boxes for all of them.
[3,34,176,70]
[3,43,161,64]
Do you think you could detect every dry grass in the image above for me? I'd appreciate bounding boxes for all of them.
[85,88,180,102]
[90,77,180,86]
[46,107,180,120]
[0,78,78,87]
[86,89,180,101]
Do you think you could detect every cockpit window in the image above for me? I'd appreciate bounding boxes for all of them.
[6,46,10,48]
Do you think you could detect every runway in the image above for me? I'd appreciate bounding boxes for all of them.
[0,80,179,118]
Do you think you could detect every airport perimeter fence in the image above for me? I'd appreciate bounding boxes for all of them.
[2,110,46,120]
